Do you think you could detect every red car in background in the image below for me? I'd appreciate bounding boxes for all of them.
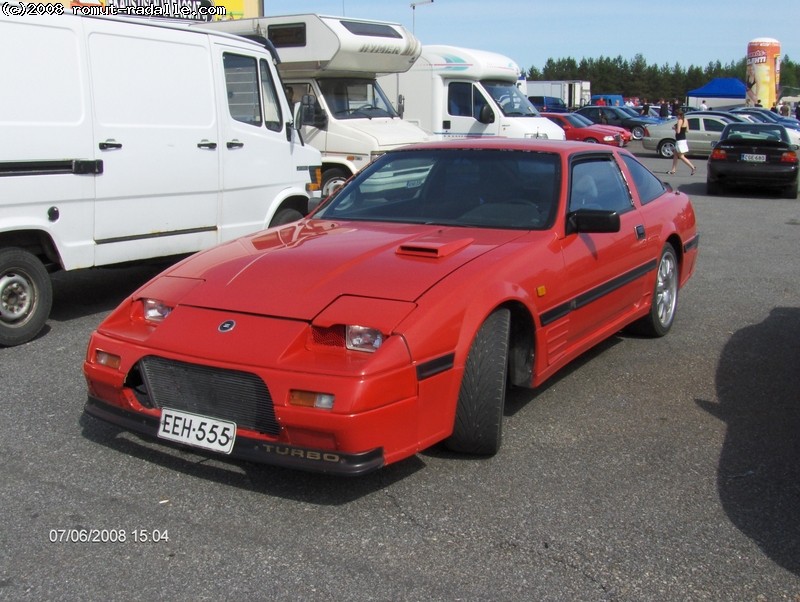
[542,112,632,146]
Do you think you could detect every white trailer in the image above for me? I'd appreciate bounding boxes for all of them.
[202,14,430,196]
[525,80,592,110]
[0,10,321,346]
[379,45,564,141]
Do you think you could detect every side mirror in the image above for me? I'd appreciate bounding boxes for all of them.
[397,94,405,118]
[478,104,495,125]
[566,209,621,235]
[300,94,328,129]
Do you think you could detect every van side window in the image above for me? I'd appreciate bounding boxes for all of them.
[223,53,262,126]
[259,59,282,132]
[447,82,471,117]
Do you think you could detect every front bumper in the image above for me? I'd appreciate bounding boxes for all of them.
[84,396,385,476]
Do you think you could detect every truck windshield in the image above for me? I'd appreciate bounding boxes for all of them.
[318,78,399,120]
[482,81,540,117]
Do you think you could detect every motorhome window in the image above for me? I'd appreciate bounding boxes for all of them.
[482,81,539,117]
[339,20,402,38]
[267,23,306,48]
[447,82,489,120]
[259,59,282,132]
[224,53,262,127]
[318,79,398,119]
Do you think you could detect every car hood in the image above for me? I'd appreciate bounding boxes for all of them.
[163,220,527,320]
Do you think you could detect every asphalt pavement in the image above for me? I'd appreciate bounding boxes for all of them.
[1,143,799,601]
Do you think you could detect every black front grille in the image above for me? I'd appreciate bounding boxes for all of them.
[134,356,280,436]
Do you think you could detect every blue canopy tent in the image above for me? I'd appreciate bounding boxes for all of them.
[686,78,746,108]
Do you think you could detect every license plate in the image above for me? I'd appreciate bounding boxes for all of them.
[158,408,236,454]
[741,153,766,163]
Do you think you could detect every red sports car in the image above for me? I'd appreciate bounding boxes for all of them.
[84,139,698,475]
[542,112,632,146]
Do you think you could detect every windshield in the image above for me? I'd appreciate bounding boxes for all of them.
[314,149,561,230]
[318,78,398,120]
[565,113,594,127]
[481,81,540,117]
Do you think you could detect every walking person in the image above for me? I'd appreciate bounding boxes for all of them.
[668,110,695,175]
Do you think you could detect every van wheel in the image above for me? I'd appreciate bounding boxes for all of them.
[0,248,53,347]
[321,168,350,197]
[445,308,510,455]
[270,208,304,226]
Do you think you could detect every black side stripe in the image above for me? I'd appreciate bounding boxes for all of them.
[684,235,700,253]
[0,159,103,176]
[540,260,657,326]
[416,353,455,381]
[96,226,217,246]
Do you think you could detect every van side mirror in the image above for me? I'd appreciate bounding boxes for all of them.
[478,104,495,125]
[300,94,328,129]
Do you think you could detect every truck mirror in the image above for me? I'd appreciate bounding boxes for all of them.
[478,104,495,125]
[398,94,405,118]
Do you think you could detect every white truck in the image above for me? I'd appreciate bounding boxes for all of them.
[201,14,430,197]
[525,80,592,111]
[0,10,322,346]
[379,45,564,141]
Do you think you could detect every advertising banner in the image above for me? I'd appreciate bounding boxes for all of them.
[746,38,781,109]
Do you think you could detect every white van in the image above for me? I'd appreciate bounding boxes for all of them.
[0,10,322,346]
[380,45,565,141]
[201,14,430,196]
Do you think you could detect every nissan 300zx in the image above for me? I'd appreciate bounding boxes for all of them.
[83,138,699,475]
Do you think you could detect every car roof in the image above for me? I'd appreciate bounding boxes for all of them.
[397,137,615,155]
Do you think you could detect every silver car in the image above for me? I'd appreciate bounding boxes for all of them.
[642,115,734,158]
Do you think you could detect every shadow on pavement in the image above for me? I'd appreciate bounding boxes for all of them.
[697,307,800,575]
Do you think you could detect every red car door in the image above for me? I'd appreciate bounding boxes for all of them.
[557,154,654,355]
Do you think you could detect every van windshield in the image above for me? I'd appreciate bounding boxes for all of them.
[318,78,399,120]
[481,81,540,117]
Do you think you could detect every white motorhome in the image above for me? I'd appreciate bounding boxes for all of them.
[0,10,322,346]
[201,14,430,196]
[380,45,565,141]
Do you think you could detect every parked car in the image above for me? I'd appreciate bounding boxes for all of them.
[642,114,733,158]
[574,105,658,140]
[528,95,569,113]
[707,123,799,197]
[695,110,751,123]
[83,138,698,475]
[730,107,800,130]
[541,112,632,146]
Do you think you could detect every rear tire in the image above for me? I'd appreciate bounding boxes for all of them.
[445,308,510,455]
[631,126,645,140]
[629,244,678,338]
[0,248,52,347]
[782,179,798,199]
[706,179,721,196]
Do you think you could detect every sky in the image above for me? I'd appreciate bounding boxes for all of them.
[263,0,800,74]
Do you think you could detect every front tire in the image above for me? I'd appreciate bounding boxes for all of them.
[445,308,510,455]
[270,208,304,226]
[658,140,676,159]
[0,248,53,347]
[629,244,679,337]
[321,167,350,198]
[631,126,645,140]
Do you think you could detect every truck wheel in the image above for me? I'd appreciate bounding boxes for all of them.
[321,168,350,198]
[0,248,53,347]
[270,208,304,226]
[445,308,510,455]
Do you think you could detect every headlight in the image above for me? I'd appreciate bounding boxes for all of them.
[603,135,615,142]
[345,325,384,353]
[142,298,173,323]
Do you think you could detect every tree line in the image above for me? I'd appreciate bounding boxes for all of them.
[526,54,800,102]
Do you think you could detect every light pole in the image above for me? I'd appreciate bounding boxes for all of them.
[410,0,434,34]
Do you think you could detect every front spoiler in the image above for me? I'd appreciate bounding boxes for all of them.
[84,397,385,476]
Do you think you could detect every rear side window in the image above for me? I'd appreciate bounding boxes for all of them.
[621,155,666,205]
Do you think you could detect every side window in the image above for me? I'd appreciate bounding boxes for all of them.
[703,118,726,133]
[447,82,472,117]
[621,155,666,205]
[224,53,262,126]
[569,157,633,213]
[259,59,282,132]
[687,117,700,131]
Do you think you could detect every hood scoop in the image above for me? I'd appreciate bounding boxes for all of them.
[396,236,474,259]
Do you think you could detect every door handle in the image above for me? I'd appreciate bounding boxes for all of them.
[226,140,244,149]
[99,140,122,150]
[197,140,218,149]
[635,224,646,240]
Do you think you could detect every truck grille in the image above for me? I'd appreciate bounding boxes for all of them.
[132,356,281,436]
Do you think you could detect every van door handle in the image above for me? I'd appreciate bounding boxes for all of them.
[226,140,244,149]
[99,140,122,150]
[197,140,217,149]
